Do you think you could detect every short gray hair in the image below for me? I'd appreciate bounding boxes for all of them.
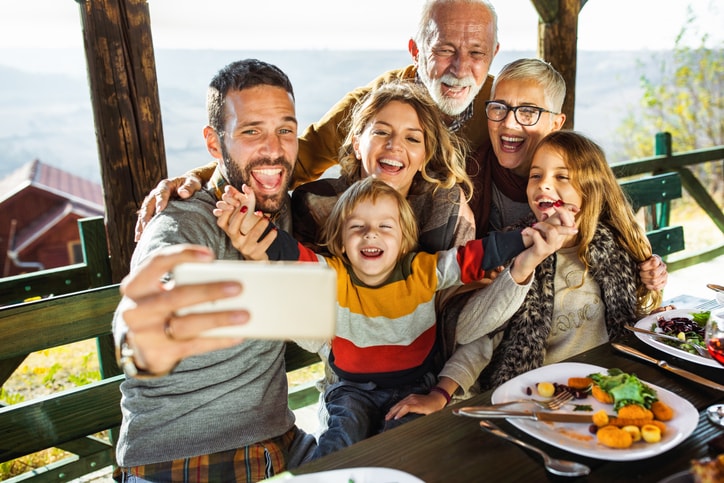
[492,58,566,111]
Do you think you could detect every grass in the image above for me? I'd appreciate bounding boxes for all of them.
[0,340,102,480]
[0,340,324,481]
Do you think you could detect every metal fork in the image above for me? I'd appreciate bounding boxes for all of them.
[489,391,575,411]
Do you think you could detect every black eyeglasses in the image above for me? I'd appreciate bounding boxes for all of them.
[484,101,559,126]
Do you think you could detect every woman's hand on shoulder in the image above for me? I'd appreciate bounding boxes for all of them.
[134,174,204,242]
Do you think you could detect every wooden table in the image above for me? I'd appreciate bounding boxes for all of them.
[293,333,724,482]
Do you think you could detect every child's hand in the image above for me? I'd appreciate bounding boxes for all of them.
[213,185,276,260]
[523,198,578,249]
[639,254,668,291]
[385,391,448,421]
[213,184,253,216]
[511,222,578,283]
[540,200,579,227]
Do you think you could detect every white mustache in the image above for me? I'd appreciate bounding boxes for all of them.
[438,74,475,88]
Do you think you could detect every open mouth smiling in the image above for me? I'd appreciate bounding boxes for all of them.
[537,199,564,209]
[442,83,469,97]
[500,135,524,151]
[378,158,404,173]
[361,247,383,258]
[251,168,283,190]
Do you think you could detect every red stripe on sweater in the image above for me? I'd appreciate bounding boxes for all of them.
[331,325,436,374]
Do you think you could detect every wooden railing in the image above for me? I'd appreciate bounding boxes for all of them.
[620,171,685,257]
[0,286,123,482]
[612,132,724,271]
[0,217,320,482]
[0,217,112,307]
[0,217,120,482]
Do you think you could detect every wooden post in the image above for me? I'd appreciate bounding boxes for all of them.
[532,0,581,130]
[76,0,167,282]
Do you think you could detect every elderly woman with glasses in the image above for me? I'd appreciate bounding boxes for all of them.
[462,58,667,293]
[467,58,567,237]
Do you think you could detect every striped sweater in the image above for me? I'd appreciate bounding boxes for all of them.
[269,229,525,387]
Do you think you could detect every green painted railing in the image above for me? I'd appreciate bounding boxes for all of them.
[612,132,724,271]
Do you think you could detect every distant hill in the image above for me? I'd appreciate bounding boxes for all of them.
[0,48,662,183]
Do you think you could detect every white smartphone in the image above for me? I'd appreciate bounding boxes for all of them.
[172,260,337,340]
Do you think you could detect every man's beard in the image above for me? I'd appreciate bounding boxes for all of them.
[418,59,482,117]
[221,147,293,215]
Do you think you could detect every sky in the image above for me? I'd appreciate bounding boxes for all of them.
[0,0,722,52]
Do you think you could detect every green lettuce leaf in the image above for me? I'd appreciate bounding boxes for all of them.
[589,368,658,411]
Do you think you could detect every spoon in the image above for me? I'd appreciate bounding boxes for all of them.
[479,420,591,477]
[625,326,712,359]
[707,404,724,427]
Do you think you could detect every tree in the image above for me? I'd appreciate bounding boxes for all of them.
[615,7,723,196]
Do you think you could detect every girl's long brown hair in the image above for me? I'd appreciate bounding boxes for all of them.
[536,130,662,315]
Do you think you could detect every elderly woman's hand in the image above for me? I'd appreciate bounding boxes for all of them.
[639,254,668,291]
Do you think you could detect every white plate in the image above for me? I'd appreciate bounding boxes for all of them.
[267,467,424,482]
[491,362,699,461]
[634,309,721,369]
[657,470,693,483]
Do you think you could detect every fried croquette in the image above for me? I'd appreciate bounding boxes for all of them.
[651,400,674,421]
[591,384,614,404]
[592,409,610,427]
[617,404,654,421]
[567,377,594,390]
[597,425,633,449]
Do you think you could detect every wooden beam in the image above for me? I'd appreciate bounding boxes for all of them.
[0,285,121,359]
[76,0,167,282]
[530,0,558,23]
[532,0,581,129]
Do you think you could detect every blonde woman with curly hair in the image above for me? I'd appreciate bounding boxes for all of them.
[337,80,472,198]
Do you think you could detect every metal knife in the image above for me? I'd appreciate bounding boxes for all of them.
[626,325,691,344]
[453,407,597,423]
[612,343,724,391]
[625,326,712,359]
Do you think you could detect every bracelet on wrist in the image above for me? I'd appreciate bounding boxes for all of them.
[116,331,167,379]
[430,385,452,406]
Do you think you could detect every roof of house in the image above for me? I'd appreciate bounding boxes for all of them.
[0,159,104,211]
[1,160,105,261]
